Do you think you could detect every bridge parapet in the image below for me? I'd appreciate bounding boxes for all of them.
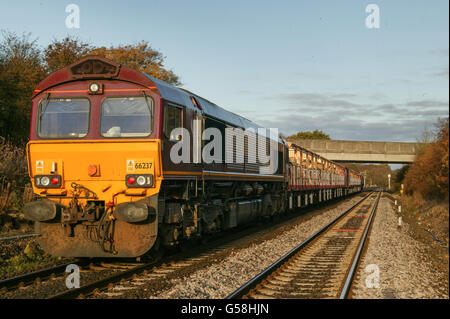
[287,139,423,164]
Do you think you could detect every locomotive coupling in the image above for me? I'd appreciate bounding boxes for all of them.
[23,200,59,222]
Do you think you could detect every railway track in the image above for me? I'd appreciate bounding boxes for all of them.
[227,191,381,299]
[48,193,367,299]
[0,233,38,242]
[48,192,369,299]
[0,261,82,292]
[1,192,367,299]
[0,260,145,295]
[49,261,157,299]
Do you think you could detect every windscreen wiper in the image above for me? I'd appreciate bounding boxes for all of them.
[39,93,51,122]
[142,91,153,131]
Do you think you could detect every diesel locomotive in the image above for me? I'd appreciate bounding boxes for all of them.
[23,56,363,258]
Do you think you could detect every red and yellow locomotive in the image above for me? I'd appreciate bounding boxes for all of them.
[23,56,362,258]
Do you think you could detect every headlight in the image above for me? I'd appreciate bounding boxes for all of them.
[136,176,146,186]
[88,82,102,94]
[90,83,99,92]
[125,174,153,188]
[41,176,50,186]
[35,175,62,188]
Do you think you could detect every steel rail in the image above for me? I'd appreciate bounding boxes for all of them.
[339,190,381,299]
[48,261,158,299]
[226,191,374,299]
[0,233,38,242]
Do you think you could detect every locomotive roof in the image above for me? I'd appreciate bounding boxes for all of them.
[32,56,280,142]
[144,74,266,134]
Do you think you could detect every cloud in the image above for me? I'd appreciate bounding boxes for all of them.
[331,93,357,99]
[252,91,449,142]
[406,100,449,107]
[396,109,449,117]
[377,104,397,111]
[256,113,443,142]
[270,93,448,119]
[274,92,363,109]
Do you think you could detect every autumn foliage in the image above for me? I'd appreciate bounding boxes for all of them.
[404,118,449,201]
[91,42,180,86]
[0,32,45,144]
[287,130,331,140]
[0,32,180,143]
[0,138,31,213]
[43,36,93,74]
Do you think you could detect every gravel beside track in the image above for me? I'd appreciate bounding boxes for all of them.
[351,195,449,299]
[141,195,366,299]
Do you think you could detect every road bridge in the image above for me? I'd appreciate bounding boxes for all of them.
[287,139,422,164]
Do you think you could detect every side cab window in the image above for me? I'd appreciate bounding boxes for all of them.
[164,104,183,141]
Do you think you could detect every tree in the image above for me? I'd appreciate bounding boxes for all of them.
[287,130,331,140]
[404,117,449,201]
[394,165,410,183]
[44,37,181,85]
[44,36,93,73]
[392,164,410,192]
[417,125,434,144]
[91,41,181,86]
[0,33,182,145]
[0,31,45,143]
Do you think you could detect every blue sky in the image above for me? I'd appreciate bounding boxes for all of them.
[1,0,448,142]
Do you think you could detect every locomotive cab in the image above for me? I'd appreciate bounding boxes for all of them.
[25,56,163,257]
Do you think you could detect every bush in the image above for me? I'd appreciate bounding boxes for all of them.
[392,165,409,193]
[404,118,449,201]
[0,138,31,213]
